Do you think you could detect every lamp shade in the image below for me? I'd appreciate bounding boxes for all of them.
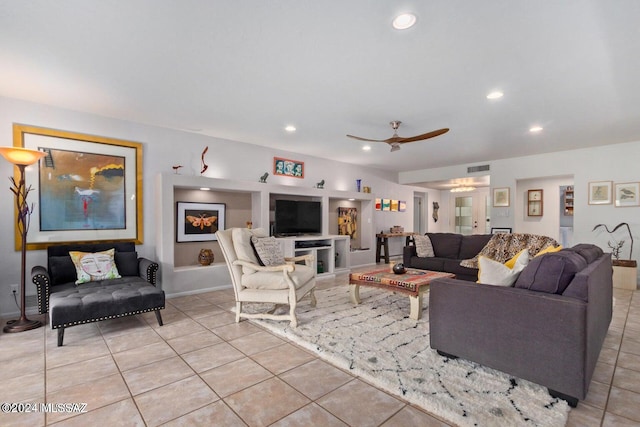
[0,147,46,166]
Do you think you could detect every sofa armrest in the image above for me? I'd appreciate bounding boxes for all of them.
[138,258,159,286]
[31,265,51,314]
[403,245,417,267]
[429,277,589,399]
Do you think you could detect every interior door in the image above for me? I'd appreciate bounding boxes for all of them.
[454,194,488,235]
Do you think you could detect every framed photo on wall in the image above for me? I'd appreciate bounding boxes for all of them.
[273,157,304,178]
[493,187,510,207]
[588,181,612,205]
[614,182,640,207]
[176,202,225,242]
[15,124,143,250]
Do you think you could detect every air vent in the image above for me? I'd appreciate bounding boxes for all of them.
[467,164,490,173]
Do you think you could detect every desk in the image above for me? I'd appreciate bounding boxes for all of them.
[375,232,417,263]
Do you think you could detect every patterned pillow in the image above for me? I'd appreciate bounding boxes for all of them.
[250,236,285,266]
[69,248,122,285]
[414,235,435,257]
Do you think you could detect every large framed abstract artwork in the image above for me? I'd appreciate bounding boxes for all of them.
[14,124,143,250]
[176,202,225,242]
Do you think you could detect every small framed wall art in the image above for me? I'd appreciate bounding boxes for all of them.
[491,227,512,234]
[273,157,304,178]
[527,189,543,216]
[493,187,510,207]
[176,202,225,242]
[588,181,612,205]
[615,182,640,207]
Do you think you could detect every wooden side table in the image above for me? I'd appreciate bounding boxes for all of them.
[375,232,417,263]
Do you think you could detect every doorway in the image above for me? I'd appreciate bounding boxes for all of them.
[453,191,490,235]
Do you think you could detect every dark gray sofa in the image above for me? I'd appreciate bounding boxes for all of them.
[403,233,492,281]
[31,242,165,346]
[429,244,613,407]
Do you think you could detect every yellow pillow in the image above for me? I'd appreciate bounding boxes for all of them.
[69,248,121,284]
[504,249,528,269]
[534,245,563,257]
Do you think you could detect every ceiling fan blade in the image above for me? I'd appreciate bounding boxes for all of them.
[346,134,389,143]
[396,128,450,143]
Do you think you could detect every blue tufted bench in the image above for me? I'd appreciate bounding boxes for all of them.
[31,242,165,346]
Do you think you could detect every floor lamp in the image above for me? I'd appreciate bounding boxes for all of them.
[0,146,47,333]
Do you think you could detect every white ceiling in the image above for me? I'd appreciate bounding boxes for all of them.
[2,1,640,183]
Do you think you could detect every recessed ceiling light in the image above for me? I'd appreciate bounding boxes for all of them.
[348,198,356,201]
[486,91,504,99]
[529,126,543,133]
[362,145,371,151]
[392,13,416,30]
[284,125,296,132]
[200,187,211,191]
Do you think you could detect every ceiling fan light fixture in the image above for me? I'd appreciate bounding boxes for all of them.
[390,143,401,152]
[392,13,416,30]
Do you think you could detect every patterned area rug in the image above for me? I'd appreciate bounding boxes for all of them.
[249,286,570,427]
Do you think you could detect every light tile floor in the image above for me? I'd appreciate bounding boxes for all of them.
[0,273,638,426]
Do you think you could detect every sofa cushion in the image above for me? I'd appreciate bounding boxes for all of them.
[427,233,463,259]
[459,234,492,260]
[49,256,77,286]
[115,251,139,276]
[478,250,530,286]
[69,249,122,285]
[414,235,435,257]
[409,256,445,272]
[250,235,285,266]
[514,251,587,294]
[564,244,604,264]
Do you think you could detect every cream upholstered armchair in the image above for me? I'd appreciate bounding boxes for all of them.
[216,227,316,328]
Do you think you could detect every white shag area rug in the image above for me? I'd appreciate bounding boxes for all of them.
[247,286,570,427]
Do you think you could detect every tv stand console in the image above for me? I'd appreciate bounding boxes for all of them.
[276,235,350,278]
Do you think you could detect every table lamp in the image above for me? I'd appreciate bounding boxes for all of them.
[0,146,47,333]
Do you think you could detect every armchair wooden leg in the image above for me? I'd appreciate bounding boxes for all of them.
[57,327,65,347]
[309,288,317,307]
[235,301,242,323]
[155,310,163,326]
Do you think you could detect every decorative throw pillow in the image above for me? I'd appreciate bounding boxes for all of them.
[414,235,435,257]
[250,236,285,266]
[478,249,530,287]
[69,248,121,285]
[534,244,563,257]
[232,227,268,274]
[504,248,528,269]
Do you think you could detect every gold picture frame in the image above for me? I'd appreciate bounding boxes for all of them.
[588,181,612,205]
[14,124,143,250]
[493,187,510,207]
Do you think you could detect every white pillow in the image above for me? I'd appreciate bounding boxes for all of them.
[251,236,285,266]
[414,235,435,257]
[478,249,530,287]
[231,227,268,274]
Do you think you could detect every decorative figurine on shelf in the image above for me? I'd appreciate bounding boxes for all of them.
[393,263,407,274]
[259,172,268,183]
[172,165,183,174]
[246,221,252,229]
[198,249,214,266]
[316,179,325,189]
[432,201,439,222]
[356,179,362,192]
[200,146,209,175]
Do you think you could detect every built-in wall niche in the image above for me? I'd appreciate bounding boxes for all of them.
[328,198,362,250]
[174,188,252,267]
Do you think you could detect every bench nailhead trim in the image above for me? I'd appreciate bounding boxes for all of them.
[52,306,165,329]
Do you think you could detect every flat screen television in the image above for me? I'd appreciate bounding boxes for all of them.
[274,200,322,236]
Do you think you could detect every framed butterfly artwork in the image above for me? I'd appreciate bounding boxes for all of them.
[176,202,226,242]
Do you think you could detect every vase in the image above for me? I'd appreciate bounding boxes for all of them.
[198,249,214,266]
[356,179,362,192]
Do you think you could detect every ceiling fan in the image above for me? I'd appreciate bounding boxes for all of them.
[347,121,449,152]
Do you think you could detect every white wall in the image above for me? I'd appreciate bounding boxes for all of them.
[0,96,416,316]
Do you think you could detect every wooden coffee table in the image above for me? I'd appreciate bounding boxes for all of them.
[349,268,455,320]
